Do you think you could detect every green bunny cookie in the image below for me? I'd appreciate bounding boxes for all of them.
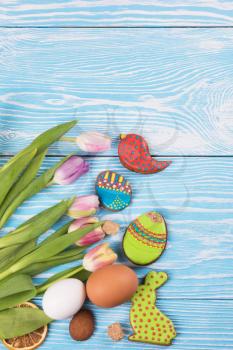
[129,271,176,345]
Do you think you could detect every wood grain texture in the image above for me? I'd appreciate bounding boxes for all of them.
[1,29,233,156]
[0,156,232,299]
[23,299,233,350]
[1,4,233,348]
[1,1,233,27]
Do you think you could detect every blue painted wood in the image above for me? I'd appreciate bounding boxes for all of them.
[1,1,233,27]
[0,156,232,300]
[1,2,233,348]
[1,29,233,155]
[26,299,233,350]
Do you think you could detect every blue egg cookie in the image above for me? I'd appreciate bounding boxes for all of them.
[96,171,132,211]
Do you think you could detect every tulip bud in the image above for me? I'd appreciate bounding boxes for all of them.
[68,195,100,219]
[68,217,105,246]
[53,156,89,185]
[83,243,117,272]
[76,132,111,153]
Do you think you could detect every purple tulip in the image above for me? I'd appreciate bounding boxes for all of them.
[68,217,105,247]
[68,195,100,218]
[53,156,89,185]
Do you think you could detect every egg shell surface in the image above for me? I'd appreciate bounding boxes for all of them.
[42,278,86,320]
[86,264,138,308]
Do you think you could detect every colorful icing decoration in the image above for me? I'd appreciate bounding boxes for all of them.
[95,171,132,211]
[123,211,167,265]
[129,271,176,346]
[118,134,171,174]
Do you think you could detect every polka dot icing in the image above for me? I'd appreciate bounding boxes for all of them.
[95,170,132,211]
[118,134,171,174]
[123,211,167,265]
[129,271,176,346]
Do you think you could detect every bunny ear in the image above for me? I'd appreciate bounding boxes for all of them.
[145,271,168,289]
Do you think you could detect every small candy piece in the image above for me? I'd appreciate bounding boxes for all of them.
[118,134,171,174]
[129,271,176,345]
[102,221,120,235]
[123,211,167,265]
[96,170,132,211]
[108,322,124,341]
[69,309,95,341]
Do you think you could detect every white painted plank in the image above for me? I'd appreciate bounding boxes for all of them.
[1,29,233,155]
[1,1,233,27]
[1,156,233,299]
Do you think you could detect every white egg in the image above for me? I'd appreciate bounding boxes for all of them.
[42,278,86,320]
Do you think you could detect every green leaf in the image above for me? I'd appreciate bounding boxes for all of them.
[28,120,77,155]
[1,222,71,276]
[0,306,51,339]
[0,150,47,223]
[1,222,102,280]
[36,265,91,295]
[21,251,84,277]
[0,198,74,249]
[48,246,84,260]
[0,245,20,262]
[36,221,71,249]
[0,154,73,228]
[0,240,36,271]
[3,120,77,167]
[0,120,77,221]
[0,274,36,311]
[0,148,37,207]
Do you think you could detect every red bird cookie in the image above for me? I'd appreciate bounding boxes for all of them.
[118,134,171,174]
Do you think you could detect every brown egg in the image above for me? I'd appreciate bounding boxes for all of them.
[86,264,138,308]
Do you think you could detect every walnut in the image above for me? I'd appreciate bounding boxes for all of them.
[107,322,124,341]
[102,221,120,235]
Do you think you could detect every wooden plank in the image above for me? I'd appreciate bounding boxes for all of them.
[1,1,233,27]
[1,156,233,299]
[1,29,233,156]
[19,299,233,350]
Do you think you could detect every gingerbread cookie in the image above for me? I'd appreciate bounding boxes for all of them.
[118,134,171,174]
[95,171,132,211]
[123,211,167,265]
[129,271,176,345]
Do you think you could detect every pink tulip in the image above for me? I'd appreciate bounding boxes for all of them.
[76,132,111,153]
[68,195,100,218]
[68,217,105,246]
[83,243,117,272]
[53,156,89,185]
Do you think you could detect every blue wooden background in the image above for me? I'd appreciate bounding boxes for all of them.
[1,2,233,349]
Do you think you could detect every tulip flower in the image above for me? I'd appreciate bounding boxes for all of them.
[83,243,117,272]
[61,131,111,153]
[53,155,89,185]
[68,195,100,219]
[68,217,105,246]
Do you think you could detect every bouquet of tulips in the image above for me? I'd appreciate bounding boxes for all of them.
[0,121,116,340]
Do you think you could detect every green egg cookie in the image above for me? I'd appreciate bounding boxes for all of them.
[122,211,167,265]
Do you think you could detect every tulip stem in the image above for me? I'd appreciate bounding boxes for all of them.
[60,136,76,143]
[36,265,84,295]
